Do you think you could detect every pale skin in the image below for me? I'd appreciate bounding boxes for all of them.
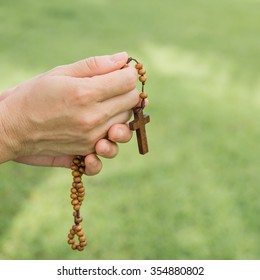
[0,52,141,175]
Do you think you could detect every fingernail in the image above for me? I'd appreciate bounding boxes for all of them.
[90,158,98,167]
[103,143,110,154]
[110,52,127,65]
[117,128,124,139]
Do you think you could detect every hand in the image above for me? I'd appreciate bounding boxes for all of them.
[0,52,139,173]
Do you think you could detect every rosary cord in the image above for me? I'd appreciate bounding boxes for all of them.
[67,57,149,251]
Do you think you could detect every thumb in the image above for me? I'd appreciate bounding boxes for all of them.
[49,52,128,77]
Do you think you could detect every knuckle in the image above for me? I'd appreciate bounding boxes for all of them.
[72,85,86,104]
[87,115,101,130]
[79,114,97,131]
[84,56,99,74]
[71,81,96,105]
[79,111,107,132]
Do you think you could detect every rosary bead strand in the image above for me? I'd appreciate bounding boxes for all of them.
[126,57,148,109]
[67,56,150,251]
[67,155,87,251]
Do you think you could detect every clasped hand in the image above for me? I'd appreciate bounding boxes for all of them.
[0,52,140,175]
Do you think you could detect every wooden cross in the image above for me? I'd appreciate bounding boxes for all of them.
[129,108,150,155]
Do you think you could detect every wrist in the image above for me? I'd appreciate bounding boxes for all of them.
[0,100,21,163]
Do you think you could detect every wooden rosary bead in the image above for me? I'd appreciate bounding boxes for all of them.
[80,241,87,247]
[80,239,87,244]
[75,225,82,231]
[76,182,83,188]
[79,167,85,173]
[79,236,86,242]
[139,75,147,83]
[78,192,85,197]
[77,187,85,193]
[73,177,81,183]
[71,187,77,194]
[73,204,80,211]
[71,165,79,171]
[75,155,82,159]
[139,92,148,99]
[72,171,81,177]
[138,68,146,75]
[70,193,78,199]
[78,197,84,203]
[135,63,143,70]
[73,158,81,165]
[75,217,83,223]
[77,230,84,237]
[71,199,79,206]
[68,233,74,239]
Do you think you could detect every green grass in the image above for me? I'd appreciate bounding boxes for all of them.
[0,0,260,259]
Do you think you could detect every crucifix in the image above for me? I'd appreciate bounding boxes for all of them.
[129,107,150,155]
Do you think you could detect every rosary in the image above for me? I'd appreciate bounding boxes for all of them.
[67,57,150,251]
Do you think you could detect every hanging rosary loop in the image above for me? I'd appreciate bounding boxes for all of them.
[67,56,150,252]
[67,155,87,251]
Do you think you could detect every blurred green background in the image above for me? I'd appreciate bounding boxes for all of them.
[0,0,260,259]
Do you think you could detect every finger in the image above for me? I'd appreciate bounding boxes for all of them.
[95,139,118,159]
[84,153,103,176]
[137,98,149,108]
[100,88,139,119]
[90,110,132,142]
[89,66,138,102]
[48,52,129,78]
[14,155,74,168]
[15,154,103,176]
[108,124,133,143]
